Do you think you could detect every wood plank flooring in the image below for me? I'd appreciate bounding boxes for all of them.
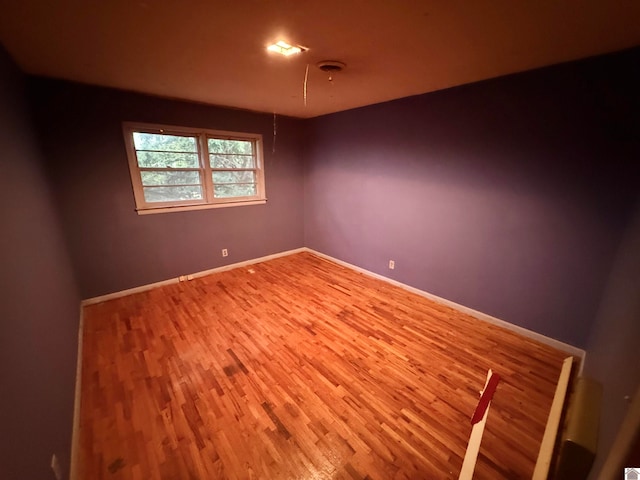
[79,252,570,479]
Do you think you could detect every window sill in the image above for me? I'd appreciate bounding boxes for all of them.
[136,198,267,215]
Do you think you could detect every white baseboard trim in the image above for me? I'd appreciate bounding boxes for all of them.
[304,248,586,367]
[81,248,308,306]
[69,306,84,480]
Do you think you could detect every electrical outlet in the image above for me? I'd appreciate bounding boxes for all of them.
[389,260,395,270]
[51,454,62,480]
[222,248,228,257]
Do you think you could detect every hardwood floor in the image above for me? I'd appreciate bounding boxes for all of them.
[79,252,570,479]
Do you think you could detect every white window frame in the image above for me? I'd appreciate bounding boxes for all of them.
[122,122,266,214]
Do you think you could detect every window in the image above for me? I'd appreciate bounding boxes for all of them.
[123,122,266,214]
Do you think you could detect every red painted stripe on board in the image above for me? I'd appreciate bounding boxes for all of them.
[471,373,501,425]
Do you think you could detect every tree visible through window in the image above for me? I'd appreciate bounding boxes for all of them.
[123,123,266,213]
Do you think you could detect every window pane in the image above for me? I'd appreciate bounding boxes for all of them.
[214,184,257,198]
[207,138,253,155]
[133,132,197,152]
[136,151,199,168]
[210,154,255,168]
[140,171,201,186]
[143,186,203,203]
[212,171,255,184]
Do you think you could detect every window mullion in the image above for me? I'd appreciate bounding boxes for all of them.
[199,134,214,203]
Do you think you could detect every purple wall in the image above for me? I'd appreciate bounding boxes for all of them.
[0,49,80,479]
[28,80,306,299]
[304,49,639,348]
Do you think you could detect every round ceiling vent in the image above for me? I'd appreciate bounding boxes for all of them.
[316,61,346,73]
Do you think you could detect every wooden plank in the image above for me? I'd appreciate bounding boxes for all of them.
[459,370,495,480]
[532,356,574,480]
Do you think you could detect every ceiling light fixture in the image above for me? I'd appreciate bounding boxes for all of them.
[267,40,305,57]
